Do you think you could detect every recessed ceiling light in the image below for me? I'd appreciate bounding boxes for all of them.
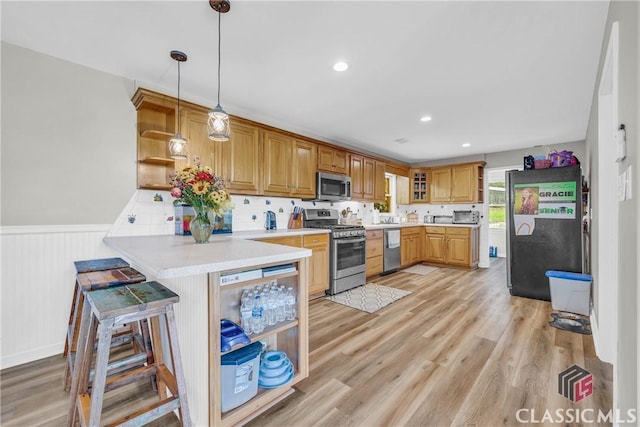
[420,116,432,122]
[333,62,349,72]
[462,142,471,147]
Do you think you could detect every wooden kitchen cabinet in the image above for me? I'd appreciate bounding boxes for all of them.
[423,226,479,269]
[429,162,485,203]
[350,155,385,201]
[410,168,429,203]
[400,227,422,267]
[132,88,177,190]
[317,145,348,174]
[263,130,317,198]
[218,117,262,195]
[254,233,329,299]
[423,227,446,263]
[303,234,330,297]
[365,229,384,277]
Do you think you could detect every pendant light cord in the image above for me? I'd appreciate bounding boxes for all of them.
[177,60,181,130]
[217,10,222,106]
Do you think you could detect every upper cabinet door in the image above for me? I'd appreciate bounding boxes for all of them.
[220,119,262,195]
[362,157,375,200]
[291,139,317,198]
[430,168,452,203]
[181,107,215,172]
[263,130,292,195]
[374,161,386,201]
[318,146,348,174]
[350,154,364,199]
[451,164,475,202]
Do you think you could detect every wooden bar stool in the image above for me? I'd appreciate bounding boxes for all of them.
[67,281,191,427]
[63,258,151,390]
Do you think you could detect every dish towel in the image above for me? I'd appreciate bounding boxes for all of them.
[387,230,400,249]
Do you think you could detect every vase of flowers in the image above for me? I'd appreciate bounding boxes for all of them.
[170,161,233,244]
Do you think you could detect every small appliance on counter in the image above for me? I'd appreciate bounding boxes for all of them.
[265,210,277,230]
[452,210,480,224]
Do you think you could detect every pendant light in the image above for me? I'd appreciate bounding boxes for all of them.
[208,0,231,142]
[169,50,188,159]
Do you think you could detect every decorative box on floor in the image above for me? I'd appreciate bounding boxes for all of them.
[221,341,263,412]
[545,270,592,316]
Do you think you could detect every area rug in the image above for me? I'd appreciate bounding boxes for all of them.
[326,283,412,314]
[401,264,438,275]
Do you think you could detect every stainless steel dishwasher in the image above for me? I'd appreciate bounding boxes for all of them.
[383,228,401,273]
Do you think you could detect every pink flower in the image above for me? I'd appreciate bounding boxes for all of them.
[171,187,182,198]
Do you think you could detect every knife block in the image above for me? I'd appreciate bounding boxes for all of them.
[287,214,303,229]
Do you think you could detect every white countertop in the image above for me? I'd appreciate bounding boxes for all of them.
[104,234,311,279]
[230,228,330,239]
[364,223,480,230]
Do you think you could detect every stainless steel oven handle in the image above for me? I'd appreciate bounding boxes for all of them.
[334,236,366,244]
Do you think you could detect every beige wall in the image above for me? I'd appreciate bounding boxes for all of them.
[1,42,138,226]
[584,0,638,415]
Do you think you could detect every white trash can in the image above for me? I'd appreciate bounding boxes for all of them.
[545,270,592,316]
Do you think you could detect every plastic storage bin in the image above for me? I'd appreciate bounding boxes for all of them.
[220,342,263,412]
[545,270,592,316]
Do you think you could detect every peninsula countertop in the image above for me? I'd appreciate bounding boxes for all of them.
[103,234,311,280]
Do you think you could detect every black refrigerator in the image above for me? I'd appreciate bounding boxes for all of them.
[505,165,583,301]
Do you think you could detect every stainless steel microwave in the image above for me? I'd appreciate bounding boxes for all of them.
[452,210,480,224]
[316,172,351,201]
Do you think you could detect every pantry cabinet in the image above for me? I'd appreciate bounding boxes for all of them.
[423,226,479,269]
[401,227,422,267]
[429,162,485,203]
[365,230,384,277]
[263,130,317,198]
[317,145,349,174]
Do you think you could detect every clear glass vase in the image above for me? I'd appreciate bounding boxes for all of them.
[189,215,214,244]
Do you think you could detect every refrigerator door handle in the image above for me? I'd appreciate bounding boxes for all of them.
[505,170,513,293]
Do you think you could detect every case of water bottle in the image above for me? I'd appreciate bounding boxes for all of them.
[239,281,297,336]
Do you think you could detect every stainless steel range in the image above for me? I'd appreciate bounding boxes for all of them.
[303,209,366,295]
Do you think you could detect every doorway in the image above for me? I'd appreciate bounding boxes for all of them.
[486,166,519,259]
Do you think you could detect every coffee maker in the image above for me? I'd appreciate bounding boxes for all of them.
[265,211,277,230]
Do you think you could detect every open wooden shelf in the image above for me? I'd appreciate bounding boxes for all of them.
[140,129,173,140]
[140,183,172,191]
[139,156,175,166]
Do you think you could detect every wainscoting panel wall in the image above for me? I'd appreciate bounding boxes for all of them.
[0,225,116,368]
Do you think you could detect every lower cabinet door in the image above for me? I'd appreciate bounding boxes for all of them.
[424,234,446,263]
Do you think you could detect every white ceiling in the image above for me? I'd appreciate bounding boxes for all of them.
[1,1,609,164]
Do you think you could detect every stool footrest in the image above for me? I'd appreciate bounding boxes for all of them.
[105,396,181,427]
[104,363,158,393]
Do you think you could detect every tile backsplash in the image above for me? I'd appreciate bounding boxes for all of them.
[107,190,484,237]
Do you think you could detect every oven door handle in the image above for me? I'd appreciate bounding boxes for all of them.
[334,236,366,244]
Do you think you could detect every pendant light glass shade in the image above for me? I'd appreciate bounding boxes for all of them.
[208,1,231,142]
[169,50,188,159]
[208,105,230,141]
[169,134,188,159]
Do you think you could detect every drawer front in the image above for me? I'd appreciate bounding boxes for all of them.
[366,229,384,239]
[366,255,383,277]
[446,227,471,236]
[366,238,384,258]
[303,233,329,246]
[256,236,303,247]
[401,227,421,236]
[424,226,446,235]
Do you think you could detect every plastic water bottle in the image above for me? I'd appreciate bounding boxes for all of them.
[240,295,253,335]
[265,289,277,326]
[275,286,285,323]
[251,294,265,334]
[284,287,296,321]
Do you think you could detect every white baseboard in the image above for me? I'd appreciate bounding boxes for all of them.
[1,342,63,370]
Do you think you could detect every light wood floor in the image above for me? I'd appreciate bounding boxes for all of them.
[1,258,612,426]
